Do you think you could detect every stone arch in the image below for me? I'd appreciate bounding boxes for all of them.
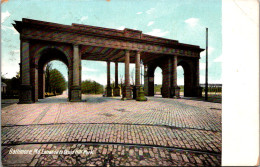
[153,66,163,95]
[34,45,72,67]
[177,60,194,97]
[146,63,163,96]
[145,56,170,97]
[33,47,72,101]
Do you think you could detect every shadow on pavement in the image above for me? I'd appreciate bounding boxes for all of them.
[85,96,122,103]
[181,95,222,103]
[153,94,221,103]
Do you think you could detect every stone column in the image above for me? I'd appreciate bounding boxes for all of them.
[70,44,82,101]
[43,71,45,98]
[143,64,149,95]
[196,59,200,87]
[31,64,38,102]
[124,50,132,99]
[195,58,202,97]
[106,61,112,97]
[148,74,155,96]
[161,57,171,98]
[172,55,180,98]
[19,39,33,104]
[68,67,72,101]
[135,51,147,101]
[173,56,178,87]
[135,51,141,99]
[113,62,120,96]
[38,69,45,99]
[73,45,80,86]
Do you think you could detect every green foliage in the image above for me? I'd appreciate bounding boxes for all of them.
[179,85,184,92]
[154,84,162,94]
[81,80,103,94]
[48,69,67,95]
[45,63,52,93]
[1,72,20,98]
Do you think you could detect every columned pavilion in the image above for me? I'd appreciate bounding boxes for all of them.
[13,18,204,103]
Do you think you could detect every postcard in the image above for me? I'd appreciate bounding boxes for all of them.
[1,0,258,166]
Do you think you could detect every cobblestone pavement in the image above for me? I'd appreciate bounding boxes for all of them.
[2,124,221,153]
[2,95,221,131]
[2,144,221,166]
[1,94,221,166]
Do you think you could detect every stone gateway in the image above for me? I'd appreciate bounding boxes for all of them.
[13,18,204,103]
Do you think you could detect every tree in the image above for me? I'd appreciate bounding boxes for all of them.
[49,69,67,95]
[1,71,20,98]
[81,80,103,94]
[119,74,124,88]
[15,71,20,79]
[45,63,52,93]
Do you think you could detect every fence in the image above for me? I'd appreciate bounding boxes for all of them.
[200,84,222,94]
[177,84,222,94]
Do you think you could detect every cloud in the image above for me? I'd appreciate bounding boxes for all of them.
[214,54,223,62]
[200,46,215,57]
[80,16,88,22]
[200,62,206,70]
[147,29,169,37]
[184,18,199,27]
[177,80,184,85]
[200,74,222,84]
[9,49,20,60]
[136,12,142,15]
[1,11,10,23]
[82,67,98,72]
[154,67,162,84]
[82,73,107,85]
[99,62,107,66]
[116,26,125,30]
[2,25,19,34]
[147,21,154,26]
[200,61,212,71]
[146,8,155,14]
[1,61,19,79]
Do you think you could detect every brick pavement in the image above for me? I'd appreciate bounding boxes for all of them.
[1,95,221,131]
[2,144,221,166]
[2,123,221,153]
[1,94,222,166]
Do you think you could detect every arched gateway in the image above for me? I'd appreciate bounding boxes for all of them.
[13,18,204,103]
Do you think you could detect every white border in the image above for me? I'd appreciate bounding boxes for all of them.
[222,0,259,165]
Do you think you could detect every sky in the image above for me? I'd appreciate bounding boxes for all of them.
[1,0,222,85]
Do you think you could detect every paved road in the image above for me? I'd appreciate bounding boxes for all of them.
[1,94,222,166]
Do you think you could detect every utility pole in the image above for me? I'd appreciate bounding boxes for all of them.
[205,28,208,101]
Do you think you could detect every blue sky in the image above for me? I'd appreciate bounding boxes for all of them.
[1,0,222,85]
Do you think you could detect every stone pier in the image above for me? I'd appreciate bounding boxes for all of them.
[113,62,120,96]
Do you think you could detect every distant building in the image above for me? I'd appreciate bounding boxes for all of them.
[1,82,7,94]
[200,84,222,88]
